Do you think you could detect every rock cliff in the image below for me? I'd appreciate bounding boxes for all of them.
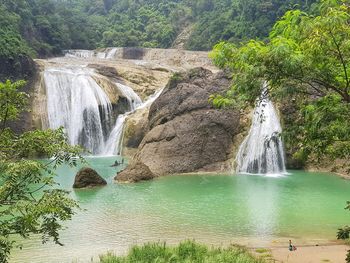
[116,68,240,182]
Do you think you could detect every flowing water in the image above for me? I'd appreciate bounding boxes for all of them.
[9,157,350,263]
[99,83,142,156]
[43,66,159,156]
[65,48,119,60]
[44,67,113,154]
[101,86,163,156]
[236,86,286,175]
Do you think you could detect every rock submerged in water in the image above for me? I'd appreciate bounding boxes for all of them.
[115,162,155,183]
[73,167,107,188]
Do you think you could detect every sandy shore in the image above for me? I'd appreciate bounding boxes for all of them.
[266,244,348,263]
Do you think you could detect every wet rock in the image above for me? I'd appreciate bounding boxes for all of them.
[88,64,119,79]
[122,47,145,60]
[73,167,107,188]
[115,162,155,183]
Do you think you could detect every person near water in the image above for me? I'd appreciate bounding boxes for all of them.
[289,240,297,251]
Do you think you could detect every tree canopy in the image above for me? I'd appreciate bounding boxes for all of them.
[0,0,316,61]
[210,0,350,172]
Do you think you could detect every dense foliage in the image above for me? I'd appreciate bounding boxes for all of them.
[210,0,350,173]
[0,80,83,262]
[0,0,316,60]
[99,240,266,263]
[186,0,316,50]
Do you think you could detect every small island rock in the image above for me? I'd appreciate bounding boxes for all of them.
[115,162,155,183]
[73,167,107,188]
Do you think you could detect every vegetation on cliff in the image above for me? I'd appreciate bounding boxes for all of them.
[0,80,83,262]
[210,0,350,174]
[0,0,315,58]
[99,240,266,263]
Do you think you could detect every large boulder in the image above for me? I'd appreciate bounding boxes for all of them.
[115,162,155,183]
[117,68,240,182]
[73,167,107,188]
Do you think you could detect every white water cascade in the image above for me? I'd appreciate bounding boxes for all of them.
[236,83,286,175]
[44,67,113,154]
[101,86,164,156]
[43,64,163,156]
[65,48,119,60]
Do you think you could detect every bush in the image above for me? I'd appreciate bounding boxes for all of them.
[337,226,350,240]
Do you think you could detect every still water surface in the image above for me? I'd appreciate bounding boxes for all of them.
[10,157,350,263]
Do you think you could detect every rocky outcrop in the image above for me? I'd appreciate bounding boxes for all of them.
[117,68,240,182]
[88,64,119,79]
[121,107,150,157]
[115,162,155,183]
[73,167,107,188]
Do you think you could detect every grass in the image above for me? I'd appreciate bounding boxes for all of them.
[99,240,266,263]
[254,249,269,254]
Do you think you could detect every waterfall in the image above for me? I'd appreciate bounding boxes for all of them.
[106,48,118,59]
[43,64,162,156]
[102,115,127,155]
[43,67,113,154]
[65,48,118,60]
[65,50,95,58]
[236,83,286,175]
[101,87,164,156]
[116,83,142,111]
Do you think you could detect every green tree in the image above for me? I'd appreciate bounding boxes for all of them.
[0,80,83,262]
[210,0,350,170]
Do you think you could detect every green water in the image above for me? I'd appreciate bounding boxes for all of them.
[10,157,350,263]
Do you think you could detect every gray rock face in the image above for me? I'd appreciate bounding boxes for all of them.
[73,167,107,188]
[117,68,240,182]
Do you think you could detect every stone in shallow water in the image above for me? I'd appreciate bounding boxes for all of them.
[73,167,107,188]
[115,162,155,183]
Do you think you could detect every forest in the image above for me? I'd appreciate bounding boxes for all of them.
[1,0,315,61]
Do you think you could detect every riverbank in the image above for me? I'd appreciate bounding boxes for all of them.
[269,244,348,263]
[97,240,349,263]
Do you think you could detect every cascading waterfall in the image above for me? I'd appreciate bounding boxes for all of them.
[44,67,113,154]
[236,82,286,175]
[102,115,128,155]
[44,64,163,156]
[106,48,118,59]
[100,83,142,156]
[65,48,119,60]
[116,83,142,111]
[65,50,95,58]
[101,87,164,156]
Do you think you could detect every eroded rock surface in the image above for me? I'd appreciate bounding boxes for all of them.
[117,68,240,182]
[115,162,155,183]
[73,167,107,188]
